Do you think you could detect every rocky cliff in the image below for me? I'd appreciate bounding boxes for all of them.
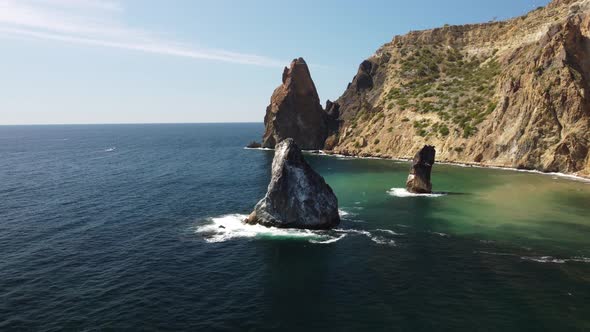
[261,58,336,150]
[326,0,590,177]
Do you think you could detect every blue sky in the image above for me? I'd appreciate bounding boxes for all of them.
[0,0,550,124]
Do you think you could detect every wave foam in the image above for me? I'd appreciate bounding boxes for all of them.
[339,208,361,220]
[338,209,351,217]
[520,256,590,264]
[309,234,347,244]
[335,228,398,247]
[374,229,404,236]
[196,214,328,243]
[387,188,446,198]
[243,147,273,151]
[334,228,371,237]
[196,214,350,244]
[104,147,116,152]
[370,236,396,246]
[197,215,404,246]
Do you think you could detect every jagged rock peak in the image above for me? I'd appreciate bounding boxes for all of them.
[406,146,436,194]
[245,138,340,230]
[280,58,319,95]
[261,57,331,150]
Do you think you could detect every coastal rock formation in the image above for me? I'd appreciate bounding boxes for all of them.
[261,58,333,150]
[253,0,589,177]
[406,145,436,193]
[245,138,340,229]
[246,141,262,148]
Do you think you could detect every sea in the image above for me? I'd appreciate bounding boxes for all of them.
[1,123,589,331]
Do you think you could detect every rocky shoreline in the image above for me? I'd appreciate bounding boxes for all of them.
[323,150,590,182]
[245,145,590,182]
[253,0,590,177]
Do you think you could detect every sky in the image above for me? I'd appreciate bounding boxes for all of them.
[0,0,551,125]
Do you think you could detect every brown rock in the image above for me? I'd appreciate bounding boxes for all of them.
[317,1,590,177]
[406,146,436,193]
[324,134,339,150]
[261,58,331,150]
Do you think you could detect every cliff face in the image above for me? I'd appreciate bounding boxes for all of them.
[261,58,334,150]
[328,0,590,176]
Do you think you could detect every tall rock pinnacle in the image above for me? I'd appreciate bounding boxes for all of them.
[406,145,436,194]
[261,58,331,150]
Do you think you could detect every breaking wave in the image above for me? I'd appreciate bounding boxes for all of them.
[338,209,352,217]
[195,214,330,243]
[104,147,116,152]
[387,188,446,198]
[196,215,403,246]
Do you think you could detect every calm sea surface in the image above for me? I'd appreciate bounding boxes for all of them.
[1,123,589,331]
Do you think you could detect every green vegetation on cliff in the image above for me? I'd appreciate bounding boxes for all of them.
[385,45,501,138]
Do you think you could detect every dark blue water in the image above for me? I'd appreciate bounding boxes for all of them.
[1,124,589,331]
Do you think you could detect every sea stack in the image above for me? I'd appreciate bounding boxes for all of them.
[245,138,340,229]
[261,57,331,150]
[406,145,436,194]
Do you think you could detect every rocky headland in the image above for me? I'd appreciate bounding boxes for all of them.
[257,0,590,178]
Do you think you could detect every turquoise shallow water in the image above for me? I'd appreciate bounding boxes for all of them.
[319,155,590,256]
[1,123,589,331]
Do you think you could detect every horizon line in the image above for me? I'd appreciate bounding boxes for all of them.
[0,121,265,126]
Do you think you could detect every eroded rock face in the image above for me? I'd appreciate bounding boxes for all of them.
[261,58,331,150]
[326,0,590,177]
[406,145,436,193]
[245,138,340,229]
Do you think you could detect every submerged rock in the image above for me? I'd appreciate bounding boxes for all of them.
[406,145,436,193]
[245,138,340,229]
[261,58,332,150]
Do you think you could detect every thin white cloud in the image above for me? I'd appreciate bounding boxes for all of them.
[0,0,283,67]
[36,0,124,12]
